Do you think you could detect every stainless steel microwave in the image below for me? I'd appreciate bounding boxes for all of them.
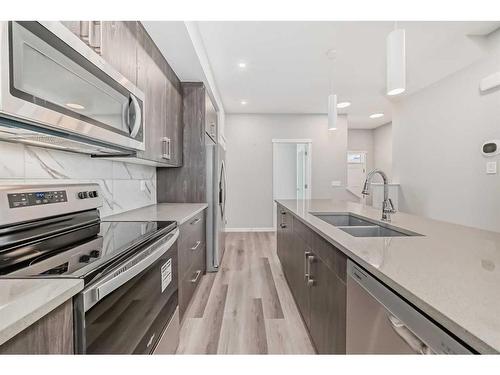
[0,21,145,155]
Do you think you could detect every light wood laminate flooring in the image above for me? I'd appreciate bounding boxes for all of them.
[177,232,315,354]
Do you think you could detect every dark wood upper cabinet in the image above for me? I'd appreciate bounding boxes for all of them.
[136,24,168,164]
[100,21,138,85]
[205,92,218,143]
[60,21,183,167]
[157,83,208,203]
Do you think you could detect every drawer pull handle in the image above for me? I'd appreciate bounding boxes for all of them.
[190,270,202,283]
[191,241,201,250]
[190,217,201,225]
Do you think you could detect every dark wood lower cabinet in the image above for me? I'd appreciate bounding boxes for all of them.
[309,255,346,354]
[178,210,207,320]
[276,204,347,354]
[291,236,312,329]
[0,300,74,354]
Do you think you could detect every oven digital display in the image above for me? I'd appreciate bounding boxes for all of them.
[8,190,67,208]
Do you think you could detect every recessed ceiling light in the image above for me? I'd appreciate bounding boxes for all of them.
[369,113,384,119]
[240,100,248,105]
[238,62,247,69]
[66,103,85,110]
[337,101,351,109]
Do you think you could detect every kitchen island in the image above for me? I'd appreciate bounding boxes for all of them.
[276,199,500,354]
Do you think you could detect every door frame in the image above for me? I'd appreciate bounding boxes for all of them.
[272,139,313,229]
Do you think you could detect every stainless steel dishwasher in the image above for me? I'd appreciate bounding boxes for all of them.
[346,260,473,354]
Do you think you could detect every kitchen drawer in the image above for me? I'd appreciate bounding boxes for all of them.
[293,216,314,246]
[181,212,205,243]
[178,212,206,281]
[179,256,204,319]
[312,233,347,282]
[179,240,206,280]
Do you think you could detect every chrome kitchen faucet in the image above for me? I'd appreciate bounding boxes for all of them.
[361,169,396,222]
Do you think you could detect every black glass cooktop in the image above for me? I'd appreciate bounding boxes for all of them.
[0,210,176,279]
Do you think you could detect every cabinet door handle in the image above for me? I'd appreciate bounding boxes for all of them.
[88,21,101,54]
[190,270,202,283]
[191,241,201,250]
[190,217,201,225]
[307,254,315,287]
[280,210,287,228]
[162,137,171,160]
[304,251,311,281]
[79,21,89,43]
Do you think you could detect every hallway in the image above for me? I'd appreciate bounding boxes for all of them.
[177,232,315,354]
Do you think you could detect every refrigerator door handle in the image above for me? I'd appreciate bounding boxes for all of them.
[220,160,227,219]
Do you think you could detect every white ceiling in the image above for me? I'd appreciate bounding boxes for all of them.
[195,21,500,129]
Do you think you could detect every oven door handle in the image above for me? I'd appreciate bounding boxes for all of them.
[83,228,179,312]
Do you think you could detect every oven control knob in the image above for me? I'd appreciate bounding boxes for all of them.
[89,250,100,258]
[79,255,91,263]
[88,191,99,198]
[78,191,88,199]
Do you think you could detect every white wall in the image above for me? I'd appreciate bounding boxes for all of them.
[225,114,347,230]
[348,129,374,172]
[0,141,157,217]
[393,49,500,232]
[373,123,393,179]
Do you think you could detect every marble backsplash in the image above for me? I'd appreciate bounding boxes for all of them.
[0,141,157,217]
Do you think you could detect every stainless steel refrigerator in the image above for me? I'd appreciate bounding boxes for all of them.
[206,135,226,272]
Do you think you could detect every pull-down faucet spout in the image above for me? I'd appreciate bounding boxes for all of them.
[361,169,396,222]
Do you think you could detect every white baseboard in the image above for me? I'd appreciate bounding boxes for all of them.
[225,227,275,233]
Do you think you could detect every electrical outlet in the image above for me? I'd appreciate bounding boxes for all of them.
[486,161,497,174]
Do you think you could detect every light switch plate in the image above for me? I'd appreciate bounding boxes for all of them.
[140,180,146,191]
[486,161,497,174]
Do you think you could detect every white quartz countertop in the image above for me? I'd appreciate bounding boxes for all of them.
[0,278,83,346]
[276,199,500,354]
[103,203,208,225]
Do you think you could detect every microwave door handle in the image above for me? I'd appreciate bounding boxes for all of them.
[83,229,179,312]
[128,94,142,138]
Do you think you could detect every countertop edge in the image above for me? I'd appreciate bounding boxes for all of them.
[0,279,83,346]
[103,203,208,225]
[176,204,209,225]
[276,200,496,354]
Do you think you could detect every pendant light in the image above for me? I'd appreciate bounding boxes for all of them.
[326,49,337,130]
[328,94,338,130]
[386,23,406,96]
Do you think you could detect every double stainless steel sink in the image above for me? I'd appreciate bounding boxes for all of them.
[312,213,421,238]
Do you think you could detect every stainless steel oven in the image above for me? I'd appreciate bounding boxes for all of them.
[0,183,180,355]
[0,21,145,155]
[74,228,180,354]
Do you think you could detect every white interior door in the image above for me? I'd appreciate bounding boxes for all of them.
[272,140,312,228]
[347,151,367,197]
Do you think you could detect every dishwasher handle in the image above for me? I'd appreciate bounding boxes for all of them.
[388,315,432,354]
